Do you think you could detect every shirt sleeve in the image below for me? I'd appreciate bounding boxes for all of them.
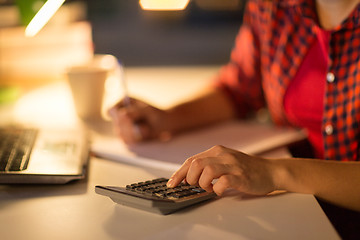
[214,3,265,118]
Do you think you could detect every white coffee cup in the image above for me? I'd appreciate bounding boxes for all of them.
[66,54,122,120]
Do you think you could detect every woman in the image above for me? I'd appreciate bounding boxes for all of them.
[110,0,360,212]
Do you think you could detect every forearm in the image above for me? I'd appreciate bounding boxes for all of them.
[271,158,360,211]
[165,87,237,134]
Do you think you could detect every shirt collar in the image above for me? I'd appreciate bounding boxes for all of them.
[278,0,360,31]
[342,3,360,30]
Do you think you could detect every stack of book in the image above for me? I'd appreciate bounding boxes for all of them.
[0,2,93,88]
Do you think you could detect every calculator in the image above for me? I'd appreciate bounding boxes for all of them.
[95,178,217,215]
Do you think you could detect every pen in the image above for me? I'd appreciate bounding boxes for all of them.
[118,61,131,107]
[118,61,142,140]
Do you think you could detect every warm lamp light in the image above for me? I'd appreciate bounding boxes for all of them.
[25,0,65,37]
[139,0,190,11]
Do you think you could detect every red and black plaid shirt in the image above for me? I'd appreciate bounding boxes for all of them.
[216,0,360,161]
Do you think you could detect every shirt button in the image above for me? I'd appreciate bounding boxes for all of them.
[326,72,335,83]
[325,124,333,135]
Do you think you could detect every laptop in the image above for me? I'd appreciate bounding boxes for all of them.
[0,126,89,184]
[0,0,91,184]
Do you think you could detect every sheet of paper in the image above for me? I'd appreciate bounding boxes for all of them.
[90,120,306,171]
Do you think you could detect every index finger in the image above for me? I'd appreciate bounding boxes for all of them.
[107,98,129,119]
[167,157,194,188]
[167,147,217,188]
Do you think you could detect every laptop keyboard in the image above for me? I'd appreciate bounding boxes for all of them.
[0,128,38,171]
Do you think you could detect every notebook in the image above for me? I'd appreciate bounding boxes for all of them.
[0,126,89,184]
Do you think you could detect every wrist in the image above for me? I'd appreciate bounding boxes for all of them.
[268,158,290,192]
[269,158,312,194]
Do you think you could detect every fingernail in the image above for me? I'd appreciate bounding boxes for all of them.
[167,178,174,188]
[108,108,118,120]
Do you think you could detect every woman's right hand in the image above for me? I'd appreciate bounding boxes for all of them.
[108,98,173,144]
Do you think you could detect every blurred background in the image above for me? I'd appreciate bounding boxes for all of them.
[0,0,245,89]
[87,0,245,66]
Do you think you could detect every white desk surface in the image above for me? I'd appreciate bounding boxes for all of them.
[0,66,340,240]
[0,157,339,240]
